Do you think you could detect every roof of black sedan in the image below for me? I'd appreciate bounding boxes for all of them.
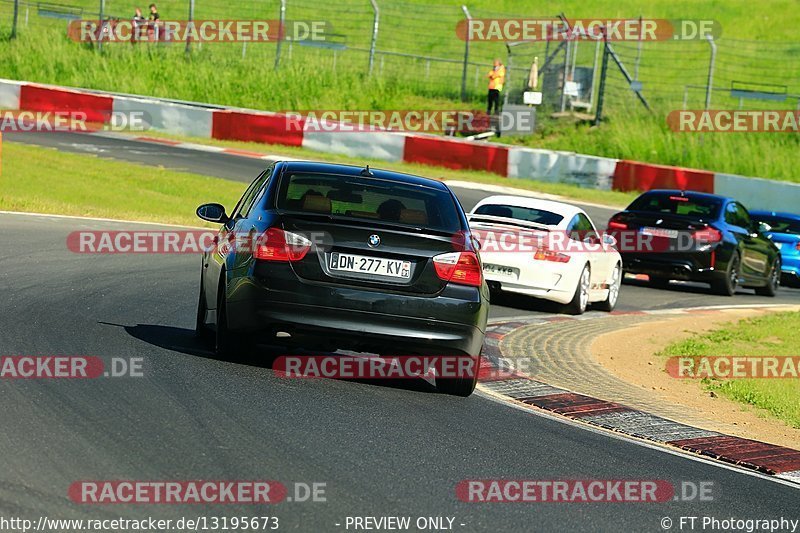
[276,161,449,190]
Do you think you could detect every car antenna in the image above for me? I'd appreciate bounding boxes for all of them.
[361,165,374,177]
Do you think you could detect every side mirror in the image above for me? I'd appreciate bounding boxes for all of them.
[196,203,229,223]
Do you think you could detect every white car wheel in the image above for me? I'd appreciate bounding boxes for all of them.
[566,265,590,315]
[597,263,621,312]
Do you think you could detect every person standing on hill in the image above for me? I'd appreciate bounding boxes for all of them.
[486,58,506,115]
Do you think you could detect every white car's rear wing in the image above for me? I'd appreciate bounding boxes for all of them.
[467,214,552,232]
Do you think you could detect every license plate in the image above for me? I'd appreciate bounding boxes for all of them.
[483,264,516,278]
[330,253,411,279]
[641,227,679,239]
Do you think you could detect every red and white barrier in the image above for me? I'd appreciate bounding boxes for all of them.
[507,148,616,190]
[1,77,797,213]
[612,160,715,193]
[112,96,213,139]
[20,83,113,123]
[302,130,406,162]
[714,173,800,213]
[0,80,21,110]
[402,134,509,175]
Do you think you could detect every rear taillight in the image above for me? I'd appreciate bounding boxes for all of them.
[693,227,722,244]
[533,248,570,263]
[433,251,482,287]
[254,228,312,262]
[795,242,800,252]
[608,214,628,230]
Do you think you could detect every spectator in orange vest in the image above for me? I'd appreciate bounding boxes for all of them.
[487,59,506,115]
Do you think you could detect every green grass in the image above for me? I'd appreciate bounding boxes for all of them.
[659,312,800,428]
[127,129,637,207]
[0,142,244,226]
[1,0,799,181]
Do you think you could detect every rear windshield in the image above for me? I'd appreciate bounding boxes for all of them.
[627,193,722,219]
[276,172,463,233]
[473,204,564,226]
[752,215,800,235]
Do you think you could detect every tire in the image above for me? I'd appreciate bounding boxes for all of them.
[595,263,621,312]
[195,279,212,340]
[755,258,781,297]
[711,252,740,296]
[565,264,591,315]
[436,355,479,397]
[215,279,239,358]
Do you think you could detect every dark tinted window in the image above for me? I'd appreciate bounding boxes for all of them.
[568,213,596,239]
[752,215,800,235]
[628,193,722,220]
[473,204,564,225]
[233,169,271,219]
[276,173,462,232]
[725,202,751,229]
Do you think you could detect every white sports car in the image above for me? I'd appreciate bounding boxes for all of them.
[468,195,622,314]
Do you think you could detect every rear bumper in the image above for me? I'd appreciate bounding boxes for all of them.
[622,252,721,282]
[225,264,488,356]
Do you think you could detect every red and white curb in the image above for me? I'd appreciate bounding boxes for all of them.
[477,307,800,484]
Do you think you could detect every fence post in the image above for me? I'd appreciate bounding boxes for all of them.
[368,0,379,75]
[98,0,105,51]
[593,31,609,125]
[559,39,571,112]
[274,0,286,70]
[705,35,716,109]
[10,0,19,39]
[185,0,195,55]
[460,5,471,102]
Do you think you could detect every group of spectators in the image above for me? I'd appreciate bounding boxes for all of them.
[131,3,160,40]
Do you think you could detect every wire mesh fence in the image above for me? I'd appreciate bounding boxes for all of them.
[1,0,799,119]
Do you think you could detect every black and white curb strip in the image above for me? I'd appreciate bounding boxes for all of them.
[477,308,800,484]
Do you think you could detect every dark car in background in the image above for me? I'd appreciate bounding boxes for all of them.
[750,211,800,288]
[194,161,489,396]
[607,190,781,296]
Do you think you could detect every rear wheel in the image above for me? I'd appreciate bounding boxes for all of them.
[755,258,781,297]
[711,253,740,296]
[565,265,590,315]
[436,355,479,397]
[195,279,211,339]
[595,263,621,312]
[215,281,239,358]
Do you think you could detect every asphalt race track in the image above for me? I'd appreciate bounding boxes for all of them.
[1,131,799,531]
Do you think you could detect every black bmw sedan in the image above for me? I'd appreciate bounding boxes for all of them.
[194,161,489,396]
[607,190,781,296]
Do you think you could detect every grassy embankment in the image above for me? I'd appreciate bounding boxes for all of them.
[660,311,800,429]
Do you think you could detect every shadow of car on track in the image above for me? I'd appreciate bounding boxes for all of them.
[620,277,774,296]
[104,322,442,395]
[488,289,579,314]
